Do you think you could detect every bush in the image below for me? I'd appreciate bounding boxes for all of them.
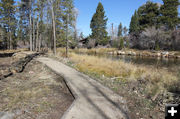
[129,26,172,50]
[171,29,180,50]
[119,37,124,50]
[87,39,96,49]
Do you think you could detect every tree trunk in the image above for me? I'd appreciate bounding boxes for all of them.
[51,0,56,55]
[29,11,32,51]
[66,14,69,57]
[9,31,12,50]
[39,34,41,51]
[36,16,39,51]
[33,16,35,51]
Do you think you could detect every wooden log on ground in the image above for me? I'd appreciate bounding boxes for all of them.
[0,52,41,80]
[0,52,15,57]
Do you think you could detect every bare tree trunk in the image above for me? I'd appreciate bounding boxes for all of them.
[9,31,12,50]
[112,23,114,41]
[51,27,53,50]
[39,34,41,51]
[51,0,56,55]
[33,16,35,51]
[36,16,39,51]
[66,14,69,57]
[29,11,32,51]
[8,16,12,50]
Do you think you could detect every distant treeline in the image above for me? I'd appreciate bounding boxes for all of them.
[128,0,180,50]
[87,0,180,51]
[0,0,180,51]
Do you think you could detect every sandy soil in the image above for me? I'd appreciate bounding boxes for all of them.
[0,59,74,119]
[0,57,13,68]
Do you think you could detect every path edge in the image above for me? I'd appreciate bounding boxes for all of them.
[36,58,79,119]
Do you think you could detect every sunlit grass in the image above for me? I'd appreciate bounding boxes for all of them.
[0,49,28,53]
[56,47,180,58]
[69,53,177,82]
[55,48,179,97]
[56,47,117,55]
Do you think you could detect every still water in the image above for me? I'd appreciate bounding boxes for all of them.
[78,52,180,74]
[105,55,180,68]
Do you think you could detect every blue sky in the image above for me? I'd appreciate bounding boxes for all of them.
[74,0,164,36]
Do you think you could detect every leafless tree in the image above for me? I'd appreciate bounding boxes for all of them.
[130,26,171,50]
[87,39,96,49]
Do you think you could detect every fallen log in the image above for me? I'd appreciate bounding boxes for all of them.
[0,52,41,80]
[11,53,40,73]
[0,52,15,57]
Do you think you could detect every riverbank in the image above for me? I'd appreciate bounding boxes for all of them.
[72,48,180,59]
[50,48,180,119]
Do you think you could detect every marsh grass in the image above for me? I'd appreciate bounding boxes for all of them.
[56,48,178,97]
[56,47,117,55]
[73,48,117,54]
[56,47,180,58]
[52,48,180,119]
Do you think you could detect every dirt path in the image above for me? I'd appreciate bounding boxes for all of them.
[37,57,130,119]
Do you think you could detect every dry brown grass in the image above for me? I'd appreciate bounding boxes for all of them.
[69,53,177,82]
[50,48,179,119]
[56,48,117,55]
[56,48,178,85]
[0,49,28,53]
[73,48,117,54]
[53,48,180,97]
[56,47,180,57]
[54,51,178,97]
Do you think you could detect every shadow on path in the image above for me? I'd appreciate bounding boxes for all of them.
[77,73,131,119]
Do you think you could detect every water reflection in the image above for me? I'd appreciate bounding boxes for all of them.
[109,55,180,68]
[77,52,180,74]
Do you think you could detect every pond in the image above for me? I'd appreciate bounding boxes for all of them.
[76,52,180,74]
[105,55,180,68]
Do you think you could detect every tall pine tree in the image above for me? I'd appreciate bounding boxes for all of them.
[18,0,30,45]
[160,0,179,29]
[118,22,123,37]
[90,2,109,46]
[129,10,139,33]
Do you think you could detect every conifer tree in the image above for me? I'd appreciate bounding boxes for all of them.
[119,37,124,50]
[90,2,109,46]
[118,23,123,37]
[138,1,159,30]
[129,10,139,33]
[18,0,29,45]
[160,0,179,29]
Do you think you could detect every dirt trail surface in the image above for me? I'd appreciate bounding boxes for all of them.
[37,57,130,119]
[0,60,73,119]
